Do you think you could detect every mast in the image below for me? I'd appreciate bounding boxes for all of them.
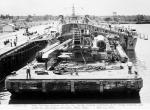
[72,4,75,17]
[71,4,77,23]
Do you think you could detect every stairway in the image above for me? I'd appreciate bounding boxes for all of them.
[72,28,82,50]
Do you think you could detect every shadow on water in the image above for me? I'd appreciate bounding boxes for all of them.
[9,92,141,104]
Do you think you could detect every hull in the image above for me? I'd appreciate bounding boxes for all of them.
[5,78,142,94]
[127,37,137,50]
[61,23,137,50]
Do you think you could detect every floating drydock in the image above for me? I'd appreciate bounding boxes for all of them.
[5,24,143,95]
[5,11,143,95]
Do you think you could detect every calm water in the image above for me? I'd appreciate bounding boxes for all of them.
[0,24,150,104]
[130,24,150,104]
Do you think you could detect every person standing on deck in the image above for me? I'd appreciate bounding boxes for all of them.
[10,39,13,47]
[15,35,18,45]
[109,24,112,31]
[14,39,16,46]
[26,63,31,79]
[127,62,133,74]
[15,35,18,42]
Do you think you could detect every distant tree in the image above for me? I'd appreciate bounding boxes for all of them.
[104,17,112,22]
[26,15,32,22]
[84,15,90,24]
[6,14,9,19]
[0,14,5,19]
[113,17,119,22]
[136,15,144,23]
[43,15,49,21]
[17,16,19,20]
[59,15,64,23]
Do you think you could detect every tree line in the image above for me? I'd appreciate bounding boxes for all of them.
[103,15,150,24]
[0,14,13,19]
[1,14,150,24]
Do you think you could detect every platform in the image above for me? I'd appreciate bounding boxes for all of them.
[5,62,142,94]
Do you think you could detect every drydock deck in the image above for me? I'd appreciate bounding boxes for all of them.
[6,63,138,79]
[5,63,143,93]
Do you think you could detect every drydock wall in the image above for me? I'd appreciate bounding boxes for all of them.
[0,40,47,80]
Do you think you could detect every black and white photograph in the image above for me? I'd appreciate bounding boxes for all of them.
[0,0,149,109]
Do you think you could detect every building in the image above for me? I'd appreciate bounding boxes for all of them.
[0,23,15,33]
[2,24,15,32]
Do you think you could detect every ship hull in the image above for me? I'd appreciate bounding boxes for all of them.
[127,37,137,50]
[61,23,137,50]
[5,78,142,95]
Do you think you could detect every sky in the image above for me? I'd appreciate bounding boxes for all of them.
[0,0,149,16]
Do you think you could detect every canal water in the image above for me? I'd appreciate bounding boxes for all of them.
[0,24,150,104]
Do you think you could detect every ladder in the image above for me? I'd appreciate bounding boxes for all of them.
[72,28,82,49]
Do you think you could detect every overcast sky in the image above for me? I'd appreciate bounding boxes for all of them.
[0,0,149,16]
